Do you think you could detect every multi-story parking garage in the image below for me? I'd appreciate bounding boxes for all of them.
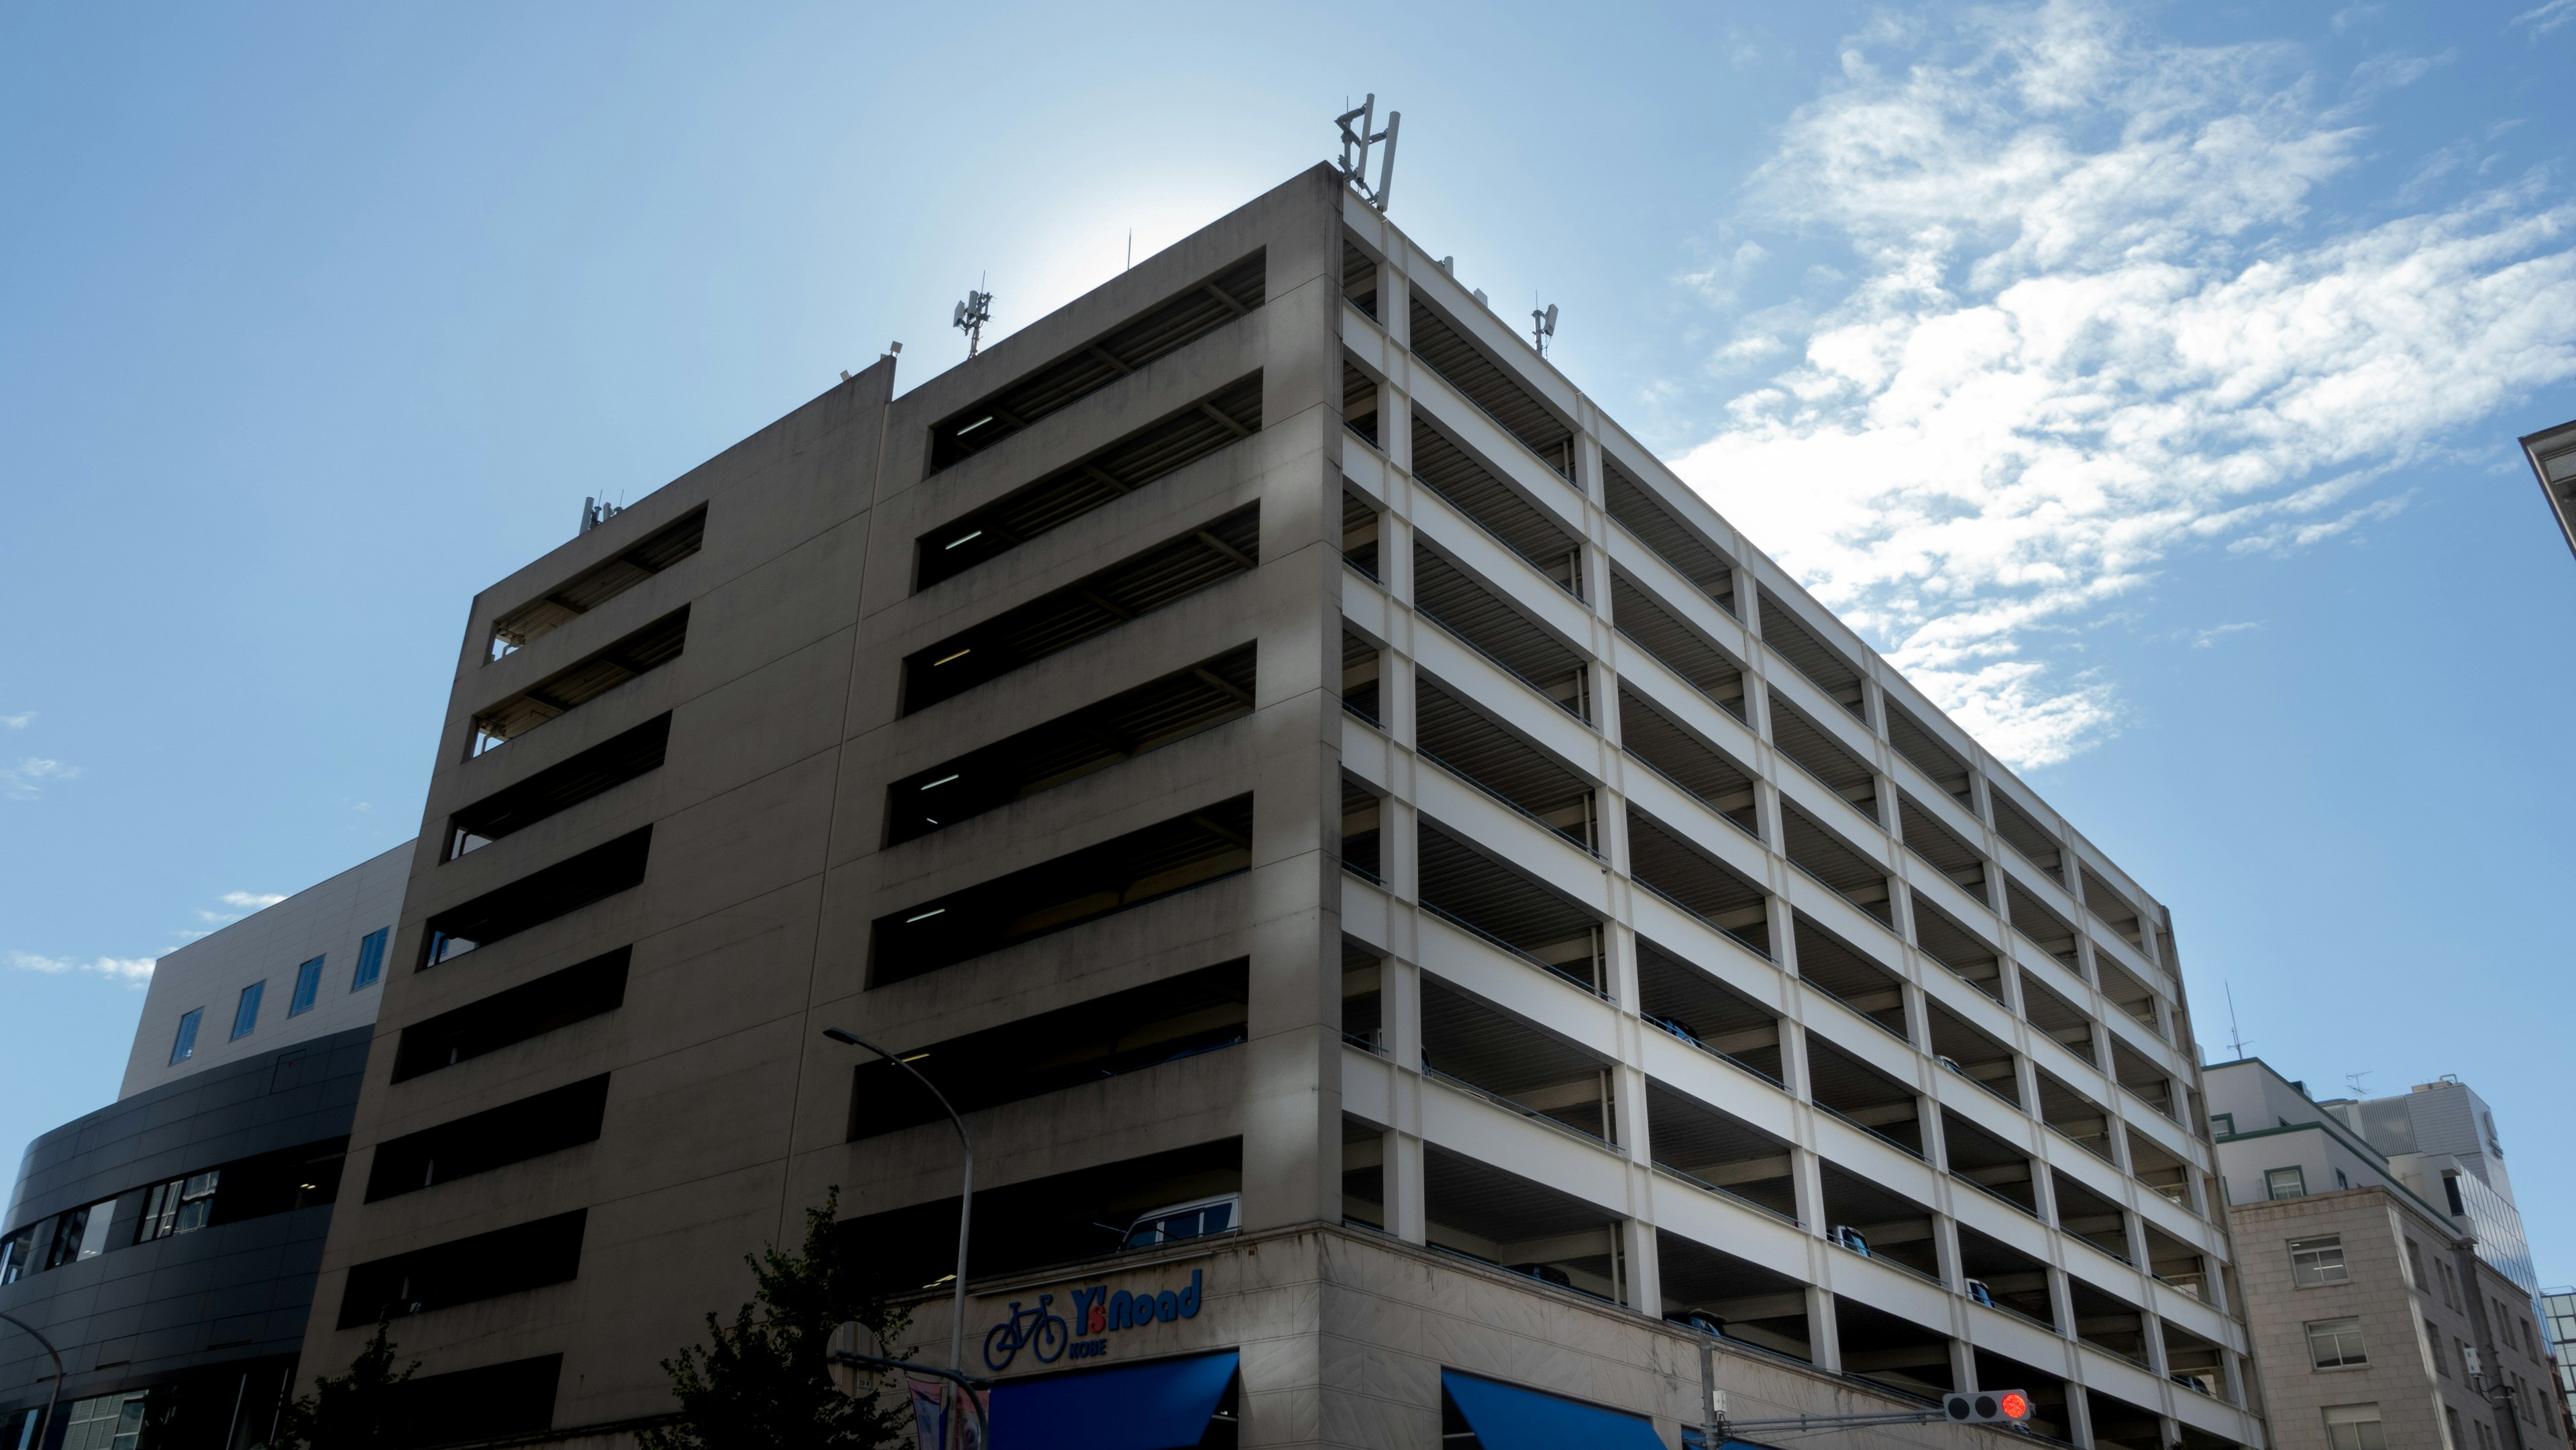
[299,166,2265,1450]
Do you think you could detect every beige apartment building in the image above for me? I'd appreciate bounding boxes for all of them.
[2211,1060,2562,1450]
[297,165,2265,1449]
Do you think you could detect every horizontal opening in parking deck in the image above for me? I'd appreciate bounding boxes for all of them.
[337,1210,586,1327]
[446,714,669,860]
[392,948,629,1082]
[885,645,1254,845]
[926,252,1265,473]
[488,507,704,661]
[848,960,1249,1141]
[902,507,1258,715]
[918,374,1261,590]
[421,829,650,968]
[365,1075,611,1201]
[471,608,688,757]
[870,796,1252,986]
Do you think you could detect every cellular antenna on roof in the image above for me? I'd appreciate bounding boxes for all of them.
[953,274,993,360]
[1334,94,1401,212]
[1530,299,1558,358]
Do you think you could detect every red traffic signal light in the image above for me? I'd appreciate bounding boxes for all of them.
[1943,1390,2033,1424]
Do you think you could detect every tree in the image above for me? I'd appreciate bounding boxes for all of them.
[266,1320,418,1450]
[642,1188,913,1450]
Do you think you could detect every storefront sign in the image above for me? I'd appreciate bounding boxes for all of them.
[981,1268,1202,1370]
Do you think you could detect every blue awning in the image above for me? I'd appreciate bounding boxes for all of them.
[990,1349,1238,1450]
[1442,1369,1666,1450]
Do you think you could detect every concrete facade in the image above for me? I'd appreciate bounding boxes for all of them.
[303,166,2260,1449]
[2210,1060,2561,1449]
[121,842,407,1099]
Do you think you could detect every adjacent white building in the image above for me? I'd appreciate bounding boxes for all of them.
[119,842,411,1098]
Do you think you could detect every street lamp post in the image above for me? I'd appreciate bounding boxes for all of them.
[0,1311,64,1450]
[820,1027,974,1373]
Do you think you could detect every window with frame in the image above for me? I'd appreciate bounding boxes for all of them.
[168,1007,203,1064]
[42,1201,115,1268]
[0,1225,32,1284]
[2432,1320,2451,1376]
[2441,1261,2463,1308]
[229,981,264,1040]
[352,927,389,990]
[2407,1239,2428,1291]
[2477,1418,2496,1449]
[2308,1316,2369,1368]
[2337,1168,2352,1190]
[2448,1406,2465,1447]
[2293,1235,2351,1286]
[2210,1112,2235,1137]
[2323,1404,2387,1450]
[59,1392,149,1450]
[2267,1166,2308,1200]
[136,1171,219,1241]
[288,955,325,1016]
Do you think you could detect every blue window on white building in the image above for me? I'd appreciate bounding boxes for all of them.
[231,981,264,1040]
[289,955,325,1016]
[352,928,389,990]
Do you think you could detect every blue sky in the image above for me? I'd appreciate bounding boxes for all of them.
[5,1,2575,1272]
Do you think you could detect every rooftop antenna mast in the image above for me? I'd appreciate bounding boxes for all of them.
[2224,983,2250,1061]
[2346,1071,2372,1097]
[1334,94,1401,212]
[953,274,993,360]
[1530,298,1557,358]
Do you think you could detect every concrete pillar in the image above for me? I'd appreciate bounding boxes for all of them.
[1240,199,1352,1237]
[1806,1283,1843,1373]
[1621,1214,1662,1319]
[2063,1381,2098,1449]
[1385,1127,1427,1244]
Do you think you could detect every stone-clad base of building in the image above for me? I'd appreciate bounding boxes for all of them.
[873,1225,2022,1449]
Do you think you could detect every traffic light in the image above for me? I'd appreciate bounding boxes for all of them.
[1943,1389,2033,1424]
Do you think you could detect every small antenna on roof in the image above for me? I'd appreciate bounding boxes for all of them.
[1333,94,1401,212]
[2346,1071,2373,1096]
[1530,298,1558,358]
[2224,983,2250,1060]
[953,274,993,360]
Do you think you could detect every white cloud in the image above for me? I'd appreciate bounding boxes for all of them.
[0,713,28,729]
[1670,0,2576,766]
[7,950,156,986]
[193,889,288,927]
[0,758,82,799]
[2514,0,2576,38]
[2192,621,2263,649]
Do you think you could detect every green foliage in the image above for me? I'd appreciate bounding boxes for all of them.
[265,1320,418,1450]
[642,1188,912,1450]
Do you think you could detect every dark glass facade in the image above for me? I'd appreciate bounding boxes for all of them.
[0,1027,368,1450]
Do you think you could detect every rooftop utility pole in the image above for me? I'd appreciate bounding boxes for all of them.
[953,281,992,360]
[1334,94,1400,211]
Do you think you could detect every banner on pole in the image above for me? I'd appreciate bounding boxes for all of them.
[908,1376,987,1450]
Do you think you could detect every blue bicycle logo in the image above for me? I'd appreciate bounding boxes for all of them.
[981,1293,1069,1370]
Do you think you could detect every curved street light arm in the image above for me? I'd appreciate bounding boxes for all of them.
[0,1311,65,1450]
[822,1028,975,1376]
